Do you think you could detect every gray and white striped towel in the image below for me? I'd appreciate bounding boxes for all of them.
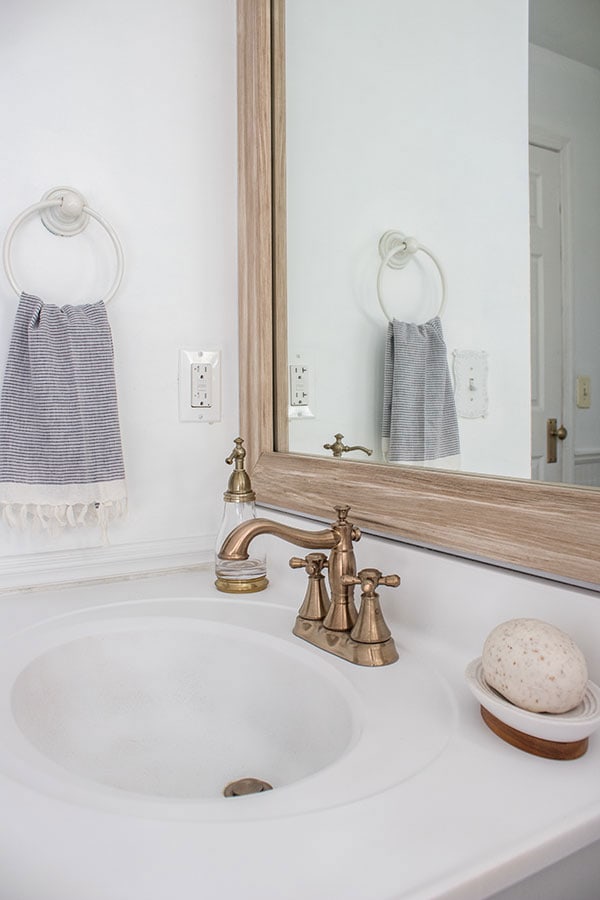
[381,316,460,463]
[0,292,126,530]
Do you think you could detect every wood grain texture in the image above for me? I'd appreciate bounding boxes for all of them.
[480,706,589,760]
[250,451,600,585]
[237,0,600,589]
[272,0,289,453]
[237,0,273,472]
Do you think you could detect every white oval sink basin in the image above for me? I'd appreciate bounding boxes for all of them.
[0,598,456,821]
[12,623,355,801]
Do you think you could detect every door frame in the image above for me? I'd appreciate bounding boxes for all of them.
[529,126,575,483]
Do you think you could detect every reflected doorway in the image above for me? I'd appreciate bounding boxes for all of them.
[529,139,572,483]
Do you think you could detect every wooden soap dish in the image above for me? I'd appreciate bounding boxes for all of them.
[480,705,589,760]
[465,658,600,760]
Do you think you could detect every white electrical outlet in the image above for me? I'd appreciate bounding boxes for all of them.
[191,364,212,408]
[288,361,315,419]
[290,364,309,406]
[179,350,221,422]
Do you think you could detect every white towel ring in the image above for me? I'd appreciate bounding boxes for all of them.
[376,229,446,323]
[3,187,124,306]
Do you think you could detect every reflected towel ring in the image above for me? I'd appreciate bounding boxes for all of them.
[3,187,124,305]
[377,229,446,322]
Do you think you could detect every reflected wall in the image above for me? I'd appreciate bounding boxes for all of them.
[285,0,532,477]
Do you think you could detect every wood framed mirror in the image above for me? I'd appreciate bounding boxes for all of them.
[237,0,600,588]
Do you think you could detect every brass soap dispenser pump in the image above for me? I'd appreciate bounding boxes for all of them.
[214,438,268,593]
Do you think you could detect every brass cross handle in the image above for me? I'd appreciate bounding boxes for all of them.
[323,433,373,459]
[290,553,330,621]
[342,568,400,593]
[341,567,401,645]
[289,552,328,577]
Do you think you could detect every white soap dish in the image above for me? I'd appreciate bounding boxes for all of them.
[465,657,600,759]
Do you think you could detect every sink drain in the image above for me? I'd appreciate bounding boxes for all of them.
[223,777,273,797]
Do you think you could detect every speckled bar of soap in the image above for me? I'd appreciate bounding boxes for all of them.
[481,618,588,714]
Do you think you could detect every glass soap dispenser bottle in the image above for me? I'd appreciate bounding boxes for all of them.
[214,437,268,593]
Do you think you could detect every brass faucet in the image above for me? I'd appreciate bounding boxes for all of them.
[323,433,373,459]
[218,505,400,666]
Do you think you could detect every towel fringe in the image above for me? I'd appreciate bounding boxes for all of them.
[1,499,127,536]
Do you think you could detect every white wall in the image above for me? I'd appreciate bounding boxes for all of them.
[286,0,532,478]
[529,45,600,474]
[0,0,238,573]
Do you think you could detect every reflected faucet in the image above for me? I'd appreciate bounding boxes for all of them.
[323,433,373,459]
[218,505,400,666]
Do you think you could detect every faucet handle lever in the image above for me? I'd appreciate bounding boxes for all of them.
[289,553,328,576]
[379,573,401,588]
[342,567,401,647]
[290,553,330,621]
[342,568,400,592]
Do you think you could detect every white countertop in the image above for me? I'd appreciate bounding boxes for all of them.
[0,555,599,900]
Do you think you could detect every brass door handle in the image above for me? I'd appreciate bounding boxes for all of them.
[546,418,568,464]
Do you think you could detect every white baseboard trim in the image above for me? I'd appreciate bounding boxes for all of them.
[0,535,215,593]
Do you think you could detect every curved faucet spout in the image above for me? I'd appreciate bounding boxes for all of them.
[217,505,397,666]
[219,506,361,634]
[218,519,337,561]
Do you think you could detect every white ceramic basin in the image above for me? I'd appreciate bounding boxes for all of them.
[0,598,455,821]
[12,623,355,800]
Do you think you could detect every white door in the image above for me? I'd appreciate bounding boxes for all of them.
[529,143,566,482]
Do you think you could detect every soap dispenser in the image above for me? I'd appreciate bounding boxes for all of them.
[214,437,268,593]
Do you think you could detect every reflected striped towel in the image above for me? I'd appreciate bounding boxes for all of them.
[381,316,460,463]
[0,293,126,530]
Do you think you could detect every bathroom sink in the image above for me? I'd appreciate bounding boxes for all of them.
[11,622,354,800]
[0,598,455,821]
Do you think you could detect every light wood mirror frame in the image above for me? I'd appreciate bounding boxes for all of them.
[237,0,600,588]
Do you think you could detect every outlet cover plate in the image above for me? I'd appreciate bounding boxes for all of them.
[179,349,221,422]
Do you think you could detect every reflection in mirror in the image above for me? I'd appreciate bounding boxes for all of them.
[238,0,600,588]
[280,0,600,488]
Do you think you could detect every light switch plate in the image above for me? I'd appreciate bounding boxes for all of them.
[453,349,489,418]
[577,376,591,409]
[179,350,221,422]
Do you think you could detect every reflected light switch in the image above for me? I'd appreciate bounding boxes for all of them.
[453,349,489,419]
[577,376,591,409]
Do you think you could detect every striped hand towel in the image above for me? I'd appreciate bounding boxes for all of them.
[381,316,460,463]
[0,293,126,530]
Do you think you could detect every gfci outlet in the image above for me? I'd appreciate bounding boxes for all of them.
[288,360,315,419]
[179,350,221,422]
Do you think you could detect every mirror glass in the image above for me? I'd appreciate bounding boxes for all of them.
[280,0,600,489]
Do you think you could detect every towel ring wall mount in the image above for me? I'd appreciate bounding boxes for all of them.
[39,187,90,237]
[3,186,124,305]
[377,229,446,322]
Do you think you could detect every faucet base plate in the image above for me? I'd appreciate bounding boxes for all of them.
[293,617,399,667]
